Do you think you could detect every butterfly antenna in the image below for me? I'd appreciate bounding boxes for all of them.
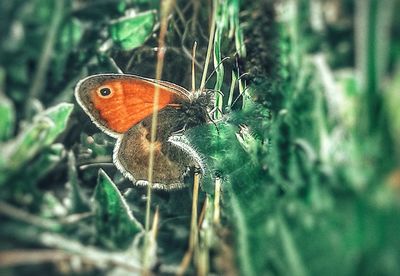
[171,123,187,136]
[206,111,220,135]
[228,54,250,109]
[231,85,250,108]
[205,88,224,97]
[238,72,250,81]
[203,56,230,88]
[192,41,197,92]
[233,53,251,83]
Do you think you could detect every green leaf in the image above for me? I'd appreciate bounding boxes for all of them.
[0,68,15,142]
[65,151,91,213]
[59,18,83,50]
[0,94,15,142]
[0,103,73,185]
[1,144,66,205]
[15,143,65,189]
[53,18,83,82]
[40,103,74,145]
[384,68,400,154]
[80,132,114,158]
[41,191,67,218]
[94,169,143,250]
[109,10,156,50]
[8,103,72,167]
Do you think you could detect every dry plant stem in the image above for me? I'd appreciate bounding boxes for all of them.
[189,171,200,250]
[198,196,209,227]
[151,207,160,240]
[176,171,201,275]
[27,0,64,110]
[143,0,176,272]
[238,77,246,109]
[59,212,93,225]
[0,249,69,267]
[227,71,237,108]
[196,199,210,276]
[40,232,142,272]
[213,177,221,224]
[0,228,142,272]
[145,0,176,235]
[191,0,200,33]
[108,57,124,73]
[79,163,114,170]
[0,201,60,231]
[200,0,216,91]
[196,245,209,276]
[192,42,198,91]
[177,250,191,276]
[174,4,186,27]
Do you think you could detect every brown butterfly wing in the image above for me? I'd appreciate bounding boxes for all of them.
[75,74,191,137]
[114,107,203,189]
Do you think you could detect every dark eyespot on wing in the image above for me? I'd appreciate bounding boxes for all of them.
[100,87,111,96]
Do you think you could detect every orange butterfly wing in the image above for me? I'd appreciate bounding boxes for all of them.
[75,74,190,135]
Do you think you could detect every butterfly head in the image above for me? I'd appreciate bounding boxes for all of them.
[178,90,214,128]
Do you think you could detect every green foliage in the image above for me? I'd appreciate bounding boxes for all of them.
[1,0,400,275]
[203,1,400,275]
[0,94,15,142]
[65,151,91,214]
[94,169,143,250]
[109,10,156,50]
[0,103,73,187]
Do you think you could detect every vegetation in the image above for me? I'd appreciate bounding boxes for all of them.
[1,0,399,275]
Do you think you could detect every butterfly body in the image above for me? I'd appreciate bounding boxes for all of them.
[75,73,212,189]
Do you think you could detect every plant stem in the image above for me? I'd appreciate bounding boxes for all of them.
[143,0,176,273]
[27,0,64,112]
[200,0,216,91]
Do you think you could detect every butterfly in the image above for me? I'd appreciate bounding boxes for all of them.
[75,73,213,189]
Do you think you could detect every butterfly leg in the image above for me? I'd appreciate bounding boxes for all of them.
[170,123,188,136]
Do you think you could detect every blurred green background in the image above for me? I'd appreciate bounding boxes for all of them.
[0,0,400,275]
